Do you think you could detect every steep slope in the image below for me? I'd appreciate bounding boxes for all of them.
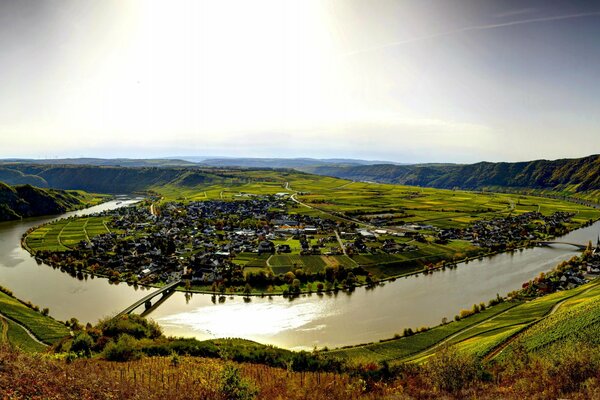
[304,154,600,195]
[0,165,231,193]
[0,183,89,221]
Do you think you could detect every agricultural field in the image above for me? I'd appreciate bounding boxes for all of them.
[0,290,69,346]
[499,282,600,359]
[152,169,600,231]
[331,280,600,365]
[0,315,47,352]
[293,180,600,229]
[25,216,115,252]
[329,301,518,365]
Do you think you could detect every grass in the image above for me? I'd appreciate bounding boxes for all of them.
[412,280,600,362]
[329,301,518,364]
[0,315,47,352]
[330,280,600,365]
[26,216,115,252]
[499,282,600,359]
[0,291,69,345]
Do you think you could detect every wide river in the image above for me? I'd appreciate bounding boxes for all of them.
[0,198,598,350]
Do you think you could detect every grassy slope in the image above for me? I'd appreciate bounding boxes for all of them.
[498,282,600,360]
[329,301,518,364]
[331,280,600,365]
[304,154,600,201]
[0,291,69,346]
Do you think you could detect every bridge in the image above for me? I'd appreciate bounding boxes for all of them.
[536,241,588,250]
[116,279,181,318]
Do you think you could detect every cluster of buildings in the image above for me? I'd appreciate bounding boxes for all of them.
[50,198,351,285]
[438,211,576,249]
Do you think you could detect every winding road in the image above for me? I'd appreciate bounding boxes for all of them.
[0,311,49,347]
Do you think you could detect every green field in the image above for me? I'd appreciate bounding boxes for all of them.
[330,280,600,365]
[25,216,115,252]
[0,291,70,347]
[329,301,518,365]
[498,282,600,360]
[152,169,600,233]
[0,315,47,352]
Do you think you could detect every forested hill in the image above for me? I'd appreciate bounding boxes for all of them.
[0,183,89,221]
[304,154,600,194]
[0,164,249,193]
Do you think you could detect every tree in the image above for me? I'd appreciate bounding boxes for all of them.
[220,363,257,400]
[71,332,93,357]
[243,283,252,296]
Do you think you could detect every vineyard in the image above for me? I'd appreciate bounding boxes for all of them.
[0,346,395,400]
[25,216,114,252]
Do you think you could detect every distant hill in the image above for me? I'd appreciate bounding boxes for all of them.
[0,158,197,168]
[0,182,90,221]
[303,154,600,197]
[0,164,250,193]
[2,154,600,199]
[190,157,400,168]
[1,157,400,169]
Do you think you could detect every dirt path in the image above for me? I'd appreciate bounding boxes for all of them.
[0,316,8,342]
[83,218,91,242]
[0,312,49,347]
[334,230,348,256]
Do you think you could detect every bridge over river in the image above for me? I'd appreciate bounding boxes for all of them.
[536,241,588,250]
[115,280,181,318]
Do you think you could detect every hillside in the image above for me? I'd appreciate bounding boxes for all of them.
[0,165,235,193]
[0,182,98,221]
[303,154,600,198]
[0,158,197,167]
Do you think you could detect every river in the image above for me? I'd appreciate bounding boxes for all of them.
[0,199,598,350]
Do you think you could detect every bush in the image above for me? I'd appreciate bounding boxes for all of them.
[97,314,162,340]
[423,346,483,394]
[102,334,142,362]
[220,363,257,400]
[71,332,93,357]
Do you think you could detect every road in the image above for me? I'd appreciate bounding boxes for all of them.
[0,311,49,347]
[334,230,348,256]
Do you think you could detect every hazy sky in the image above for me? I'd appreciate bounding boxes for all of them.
[1,0,599,163]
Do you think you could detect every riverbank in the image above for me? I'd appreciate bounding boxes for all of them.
[329,249,599,364]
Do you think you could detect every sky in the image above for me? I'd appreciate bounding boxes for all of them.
[0,0,599,163]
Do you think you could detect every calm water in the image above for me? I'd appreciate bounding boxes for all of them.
[0,200,597,349]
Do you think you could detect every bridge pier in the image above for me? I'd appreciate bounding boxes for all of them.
[115,279,181,318]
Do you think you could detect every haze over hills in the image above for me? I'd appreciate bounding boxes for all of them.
[0,158,197,167]
[1,154,600,199]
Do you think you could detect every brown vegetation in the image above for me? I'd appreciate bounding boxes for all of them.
[1,341,599,400]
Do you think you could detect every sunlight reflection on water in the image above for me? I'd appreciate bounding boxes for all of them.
[158,301,336,338]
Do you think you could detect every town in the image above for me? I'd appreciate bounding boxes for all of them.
[27,194,585,295]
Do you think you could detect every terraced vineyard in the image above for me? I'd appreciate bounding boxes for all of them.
[25,216,115,252]
[499,282,600,359]
[331,280,600,365]
[0,291,69,345]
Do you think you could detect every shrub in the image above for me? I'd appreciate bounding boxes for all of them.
[423,346,483,393]
[71,332,93,357]
[97,314,162,340]
[220,363,257,400]
[102,334,142,362]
